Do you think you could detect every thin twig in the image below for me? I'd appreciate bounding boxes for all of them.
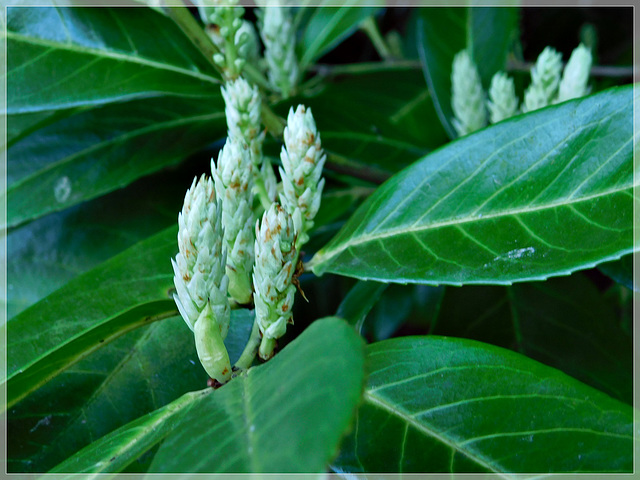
[507,59,634,78]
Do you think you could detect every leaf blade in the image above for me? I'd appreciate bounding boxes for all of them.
[335,336,633,473]
[148,317,365,473]
[310,86,636,285]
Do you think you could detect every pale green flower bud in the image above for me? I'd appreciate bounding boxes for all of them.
[172,175,231,382]
[556,44,592,103]
[279,105,326,246]
[212,139,255,305]
[523,46,562,113]
[194,302,232,384]
[253,204,297,360]
[257,4,299,98]
[222,77,262,162]
[236,20,260,67]
[451,50,487,136]
[487,72,519,124]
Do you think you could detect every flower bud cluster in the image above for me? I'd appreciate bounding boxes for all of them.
[252,204,297,360]
[172,175,231,383]
[198,0,247,79]
[523,46,563,113]
[556,44,592,103]
[279,105,326,246]
[451,50,487,136]
[487,72,519,124]
[257,4,299,98]
[212,139,255,305]
[450,44,592,131]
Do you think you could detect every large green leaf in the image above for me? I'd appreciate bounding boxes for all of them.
[6,95,225,228]
[309,86,636,284]
[4,227,179,408]
[9,311,254,473]
[148,318,364,473]
[417,7,519,138]
[334,336,633,473]
[297,3,383,70]
[52,318,364,474]
[432,274,633,403]
[7,6,219,116]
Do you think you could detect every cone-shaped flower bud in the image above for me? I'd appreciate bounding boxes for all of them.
[487,72,519,124]
[523,46,562,113]
[194,302,232,383]
[279,105,326,246]
[222,77,263,167]
[212,139,255,304]
[556,43,592,103]
[198,0,246,78]
[451,50,487,136]
[257,4,299,98]
[253,204,297,360]
[172,175,231,382]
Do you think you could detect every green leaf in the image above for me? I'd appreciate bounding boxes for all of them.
[284,66,448,177]
[298,4,383,70]
[335,336,633,473]
[148,317,365,473]
[336,280,388,333]
[7,7,219,116]
[5,166,189,319]
[598,253,636,291]
[4,227,178,408]
[9,311,254,473]
[417,7,519,138]
[49,388,212,475]
[7,95,225,228]
[310,86,635,285]
[432,274,633,403]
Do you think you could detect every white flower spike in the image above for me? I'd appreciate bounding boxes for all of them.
[257,3,299,98]
[523,46,562,113]
[487,72,519,124]
[253,204,297,361]
[556,43,592,103]
[451,50,487,136]
[172,174,231,383]
[279,105,326,246]
[212,138,255,305]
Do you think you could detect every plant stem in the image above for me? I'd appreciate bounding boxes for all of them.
[254,175,274,212]
[234,318,262,371]
[359,16,394,61]
[507,59,634,78]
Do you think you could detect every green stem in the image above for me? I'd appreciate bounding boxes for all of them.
[359,16,394,61]
[234,318,262,370]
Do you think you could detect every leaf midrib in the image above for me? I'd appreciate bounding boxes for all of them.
[315,183,635,264]
[6,30,220,93]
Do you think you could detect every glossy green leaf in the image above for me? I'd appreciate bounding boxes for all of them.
[417,7,519,138]
[310,86,635,285]
[7,7,219,115]
[336,280,388,333]
[335,336,633,473]
[9,311,254,473]
[285,66,447,177]
[148,317,365,473]
[598,253,635,291]
[49,388,212,475]
[4,227,178,408]
[432,274,633,403]
[7,95,225,228]
[4,166,191,319]
[297,4,383,70]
